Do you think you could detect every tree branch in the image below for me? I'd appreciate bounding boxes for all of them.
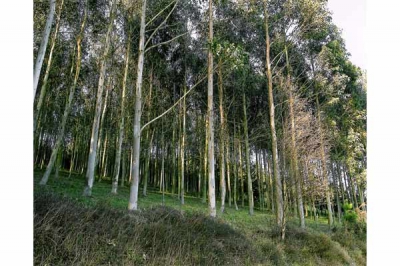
[145,0,177,27]
[145,32,189,53]
[145,0,178,48]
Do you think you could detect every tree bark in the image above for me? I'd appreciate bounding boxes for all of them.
[207,0,216,217]
[202,117,208,203]
[218,58,226,213]
[128,0,146,211]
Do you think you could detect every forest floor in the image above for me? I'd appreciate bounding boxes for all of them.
[34,169,366,265]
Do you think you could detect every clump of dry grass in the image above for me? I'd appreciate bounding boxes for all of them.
[34,191,257,265]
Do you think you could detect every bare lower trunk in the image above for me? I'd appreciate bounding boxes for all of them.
[143,130,154,196]
[233,126,239,210]
[226,138,232,207]
[316,97,333,227]
[238,132,244,208]
[207,0,216,217]
[180,83,186,205]
[34,0,56,100]
[128,0,146,211]
[243,94,254,215]
[285,46,305,228]
[84,0,116,196]
[121,150,126,187]
[218,58,226,213]
[111,40,130,194]
[265,1,284,239]
[202,117,208,203]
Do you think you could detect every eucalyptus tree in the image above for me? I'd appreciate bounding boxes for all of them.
[206,0,217,218]
[264,0,285,239]
[84,0,117,196]
[111,8,133,194]
[128,0,185,210]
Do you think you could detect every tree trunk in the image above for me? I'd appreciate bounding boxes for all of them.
[180,81,186,205]
[34,0,56,100]
[264,1,284,238]
[121,149,126,187]
[242,93,254,215]
[96,81,111,181]
[207,0,216,217]
[284,46,305,228]
[111,39,130,194]
[83,0,116,196]
[128,0,146,211]
[202,117,208,203]
[233,124,239,210]
[316,97,334,227]
[143,129,154,196]
[218,58,226,213]
[226,137,232,207]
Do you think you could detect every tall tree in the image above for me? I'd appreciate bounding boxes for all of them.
[264,0,285,239]
[111,25,131,194]
[207,0,217,218]
[128,0,147,211]
[84,0,116,196]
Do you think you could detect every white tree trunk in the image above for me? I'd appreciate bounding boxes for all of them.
[34,0,56,101]
[128,0,147,211]
[83,0,116,196]
[112,41,130,194]
[207,0,216,218]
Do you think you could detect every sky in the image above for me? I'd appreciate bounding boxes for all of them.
[327,0,367,70]
[203,1,368,69]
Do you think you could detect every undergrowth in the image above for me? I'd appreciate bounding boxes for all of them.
[34,170,366,265]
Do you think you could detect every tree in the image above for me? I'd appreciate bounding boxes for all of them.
[264,0,285,239]
[84,0,117,196]
[128,0,147,210]
[207,0,217,218]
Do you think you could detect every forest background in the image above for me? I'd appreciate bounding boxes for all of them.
[0,0,399,265]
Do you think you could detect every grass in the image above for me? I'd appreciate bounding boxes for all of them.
[34,169,366,265]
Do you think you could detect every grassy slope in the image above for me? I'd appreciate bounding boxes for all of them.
[34,169,366,265]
